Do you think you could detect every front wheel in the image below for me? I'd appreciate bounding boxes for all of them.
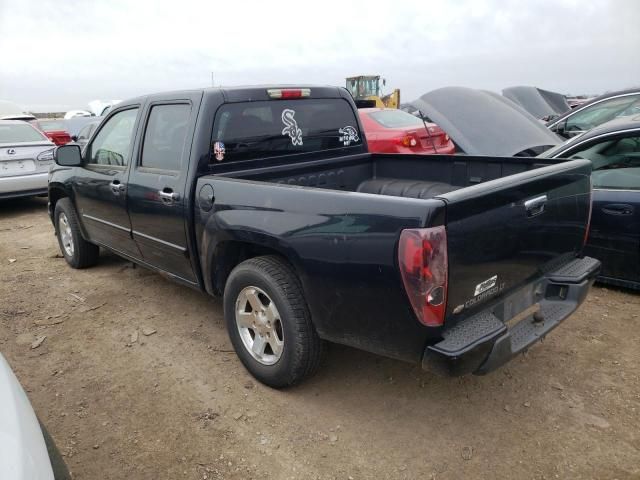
[223,255,324,388]
[54,198,99,269]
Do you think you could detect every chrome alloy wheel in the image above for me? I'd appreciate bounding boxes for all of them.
[235,286,284,365]
[58,212,74,257]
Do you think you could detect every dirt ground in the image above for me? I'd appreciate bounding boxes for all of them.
[1,197,639,480]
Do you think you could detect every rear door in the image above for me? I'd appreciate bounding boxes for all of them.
[72,107,141,258]
[127,94,200,283]
[439,159,592,318]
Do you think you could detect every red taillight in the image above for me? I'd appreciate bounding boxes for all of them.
[398,226,448,327]
[397,133,420,147]
[267,88,311,99]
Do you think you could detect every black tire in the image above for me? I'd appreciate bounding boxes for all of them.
[54,198,99,269]
[223,255,324,388]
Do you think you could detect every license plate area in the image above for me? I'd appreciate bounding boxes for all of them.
[0,159,36,175]
[493,279,545,329]
[504,303,540,329]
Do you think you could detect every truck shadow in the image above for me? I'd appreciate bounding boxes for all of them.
[0,196,48,219]
[91,242,566,417]
[288,335,560,413]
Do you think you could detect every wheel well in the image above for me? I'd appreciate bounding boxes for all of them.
[212,241,294,295]
[48,187,67,213]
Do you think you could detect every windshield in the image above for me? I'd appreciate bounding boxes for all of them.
[368,109,424,128]
[346,78,379,98]
[547,133,640,190]
[38,120,67,132]
[564,95,640,132]
[537,135,583,158]
[0,123,47,143]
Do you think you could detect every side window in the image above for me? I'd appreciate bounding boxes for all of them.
[87,109,138,166]
[566,95,640,132]
[78,124,92,140]
[141,104,191,171]
[568,135,640,190]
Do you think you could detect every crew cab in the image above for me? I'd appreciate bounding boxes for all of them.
[48,86,599,387]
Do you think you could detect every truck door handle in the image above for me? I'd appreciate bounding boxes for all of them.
[109,180,125,194]
[602,203,634,216]
[524,195,547,218]
[159,189,179,205]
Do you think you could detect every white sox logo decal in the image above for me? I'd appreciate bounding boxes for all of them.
[338,126,359,146]
[281,109,303,146]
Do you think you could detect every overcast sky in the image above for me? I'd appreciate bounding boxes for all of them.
[1,0,639,111]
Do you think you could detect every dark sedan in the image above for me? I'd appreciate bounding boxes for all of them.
[71,119,101,149]
[547,88,640,139]
[540,115,640,289]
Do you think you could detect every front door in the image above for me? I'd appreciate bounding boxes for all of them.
[73,107,141,258]
[588,188,640,285]
[127,97,200,283]
[561,130,640,286]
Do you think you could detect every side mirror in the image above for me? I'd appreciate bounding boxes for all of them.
[555,119,567,135]
[55,144,82,166]
[71,135,78,142]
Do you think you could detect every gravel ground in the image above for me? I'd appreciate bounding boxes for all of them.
[1,197,639,479]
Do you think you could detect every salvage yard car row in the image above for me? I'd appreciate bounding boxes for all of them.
[49,85,599,388]
[1,82,638,480]
[2,84,640,291]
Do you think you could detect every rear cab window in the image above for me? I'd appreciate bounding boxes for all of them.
[211,98,363,163]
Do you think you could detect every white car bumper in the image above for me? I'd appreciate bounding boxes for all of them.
[0,354,55,479]
[0,172,48,199]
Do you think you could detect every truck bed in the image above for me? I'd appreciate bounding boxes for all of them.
[206,152,554,199]
[197,152,591,364]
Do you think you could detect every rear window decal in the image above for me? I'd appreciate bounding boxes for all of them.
[213,141,225,161]
[339,126,359,146]
[281,109,303,146]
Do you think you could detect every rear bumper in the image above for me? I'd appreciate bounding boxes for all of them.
[0,172,48,199]
[422,256,600,376]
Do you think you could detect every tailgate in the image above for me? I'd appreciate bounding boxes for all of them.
[438,159,592,320]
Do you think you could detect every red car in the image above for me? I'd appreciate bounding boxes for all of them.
[358,108,455,154]
[31,120,72,146]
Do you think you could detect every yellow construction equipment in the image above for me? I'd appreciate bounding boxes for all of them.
[345,75,400,109]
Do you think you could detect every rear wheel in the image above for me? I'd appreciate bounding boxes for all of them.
[54,198,99,269]
[223,255,324,388]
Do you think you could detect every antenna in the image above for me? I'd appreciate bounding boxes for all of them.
[418,110,438,154]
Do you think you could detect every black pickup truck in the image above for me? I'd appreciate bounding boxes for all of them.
[49,86,600,387]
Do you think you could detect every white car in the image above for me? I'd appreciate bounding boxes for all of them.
[0,100,36,121]
[63,110,92,120]
[0,120,55,199]
[87,99,121,117]
[0,353,70,479]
